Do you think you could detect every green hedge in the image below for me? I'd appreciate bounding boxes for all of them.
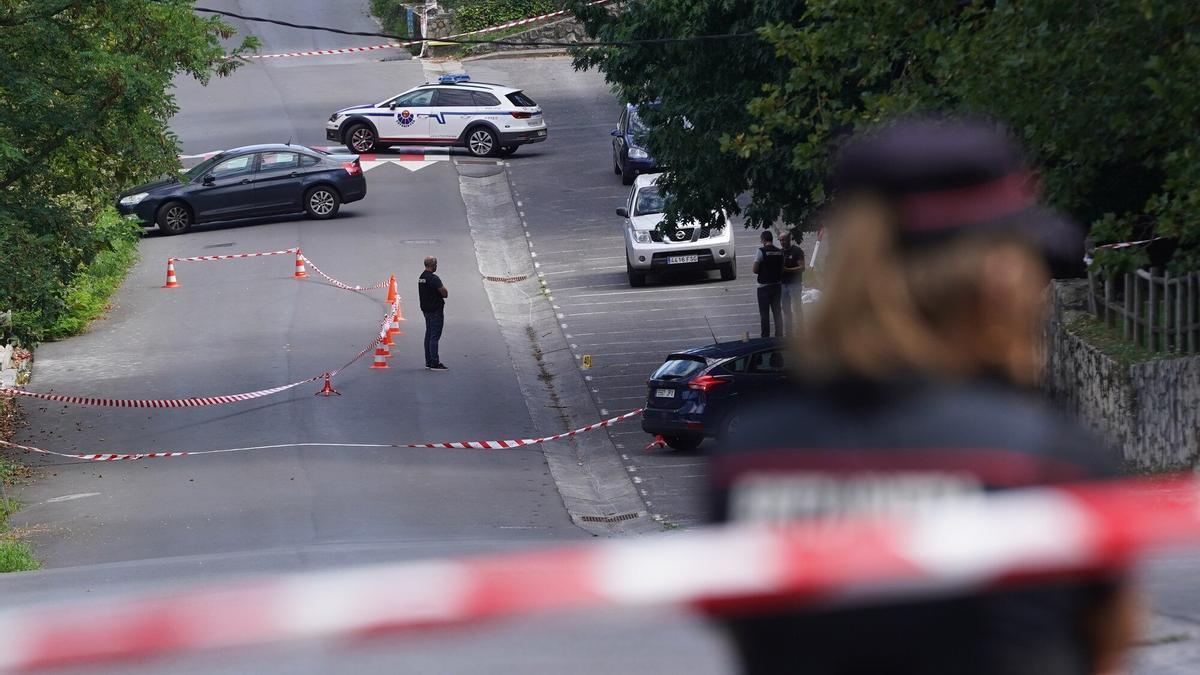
[452,0,562,33]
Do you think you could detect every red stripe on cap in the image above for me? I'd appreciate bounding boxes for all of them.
[900,170,1038,233]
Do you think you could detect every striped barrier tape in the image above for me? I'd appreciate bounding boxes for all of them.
[301,255,390,292]
[0,408,641,462]
[167,247,389,292]
[1093,236,1168,251]
[0,289,398,409]
[171,248,298,263]
[0,377,320,409]
[245,0,613,60]
[0,477,1196,672]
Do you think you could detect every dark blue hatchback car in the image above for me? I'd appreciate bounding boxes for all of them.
[116,144,366,235]
[611,103,655,185]
[641,338,788,450]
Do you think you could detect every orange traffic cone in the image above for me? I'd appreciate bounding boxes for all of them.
[294,250,308,279]
[370,343,390,369]
[386,275,398,304]
[382,326,395,347]
[162,259,179,288]
[394,296,407,322]
[314,373,341,396]
[389,304,405,337]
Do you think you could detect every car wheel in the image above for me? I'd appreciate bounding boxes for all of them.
[497,145,518,157]
[720,411,743,442]
[304,186,341,219]
[346,123,376,154]
[662,435,703,452]
[621,162,636,185]
[720,262,737,281]
[466,127,498,157]
[156,201,192,235]
[627,260,646,288]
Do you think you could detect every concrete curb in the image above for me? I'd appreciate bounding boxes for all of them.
[456,163,656,536]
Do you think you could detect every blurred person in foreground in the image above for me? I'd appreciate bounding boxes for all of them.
[707,118,1137,675]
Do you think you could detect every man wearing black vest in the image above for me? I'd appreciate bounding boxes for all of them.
[418,256,449,371]
[753,230,784,338]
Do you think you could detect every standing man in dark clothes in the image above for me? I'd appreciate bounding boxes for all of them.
[779,231,806,334]
[418,256,448,371]
[752,230,784,338]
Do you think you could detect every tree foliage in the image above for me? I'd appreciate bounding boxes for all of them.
[568,1,1200,272]
[446,0,562,33]
[0,0,256,344]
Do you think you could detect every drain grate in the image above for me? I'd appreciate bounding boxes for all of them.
[484,274,528,283]
[579,512,641,524]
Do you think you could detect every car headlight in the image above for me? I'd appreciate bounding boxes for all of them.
[628,147,649,159]
[119,192,149,206]
[329,112,342,123]
[634,231,652,244]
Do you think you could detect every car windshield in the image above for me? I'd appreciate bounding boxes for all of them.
[181,154,223,182]
[634,186,665,216]
[628,109,648,140]
[651,357,707,380]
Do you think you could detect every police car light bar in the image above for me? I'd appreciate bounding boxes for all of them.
[438,73,471,84]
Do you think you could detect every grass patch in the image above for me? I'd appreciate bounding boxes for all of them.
[368,0,424,55]
[44,209,140,340]
[0,498,39,573]
[1067,313,1164,366]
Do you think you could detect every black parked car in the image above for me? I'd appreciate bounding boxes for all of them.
[642,338,788,450]
[116,144,366,235]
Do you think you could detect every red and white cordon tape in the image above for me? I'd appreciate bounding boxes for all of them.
[1094,236,1168,251]
[171,247,298,263]
[0,378,319,409]
[0,477,1197,672]
[301,255,390,292]
[0,265,398,409]
[0,409,641,462]
[245,0,612,60]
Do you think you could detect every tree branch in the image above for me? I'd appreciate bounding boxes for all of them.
[0,0,82,27]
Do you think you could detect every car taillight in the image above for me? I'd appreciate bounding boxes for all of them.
[510,111,533,119]
[687,375,729,392]
[342,161,361,176]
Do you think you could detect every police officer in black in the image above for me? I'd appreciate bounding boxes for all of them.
[418,256,449,371]
[752,230,785,338]
[709,118,1134,675]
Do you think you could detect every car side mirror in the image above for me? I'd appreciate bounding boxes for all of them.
[616,207,628,218]
[389,103,397,110]
[610,129,621,137]
[202,174,215,185]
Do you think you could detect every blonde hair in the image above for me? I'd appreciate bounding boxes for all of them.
[801,199,1049,387]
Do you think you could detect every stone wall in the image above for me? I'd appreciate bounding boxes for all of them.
[1045,280,1200,471]
[460,16,591,57]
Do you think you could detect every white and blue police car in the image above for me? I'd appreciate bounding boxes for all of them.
[325,74,547,157]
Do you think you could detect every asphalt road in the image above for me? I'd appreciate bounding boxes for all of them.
[3,4,1199,671]
[7,3,582,572]
[466,56,811,528]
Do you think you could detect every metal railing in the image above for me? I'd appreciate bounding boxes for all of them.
[1087,268,1200,353]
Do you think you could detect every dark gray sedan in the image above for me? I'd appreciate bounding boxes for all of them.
[116,144,367,235]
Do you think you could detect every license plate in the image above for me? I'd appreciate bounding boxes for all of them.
[667,255,699,265]
[655,388,675,398]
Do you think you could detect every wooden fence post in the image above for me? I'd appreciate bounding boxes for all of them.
[1124,272,1133,341]
[1185,270,1195,353]
[1104,275,1114,327]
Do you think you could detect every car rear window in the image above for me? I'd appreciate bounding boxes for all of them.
[506,91,537,107]
[472,91,501,106]
[651,356,706,380]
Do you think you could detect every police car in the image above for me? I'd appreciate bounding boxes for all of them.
[325,74,547,157]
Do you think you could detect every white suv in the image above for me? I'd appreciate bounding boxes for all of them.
[618,173,736,287]
[325,75,547,157]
